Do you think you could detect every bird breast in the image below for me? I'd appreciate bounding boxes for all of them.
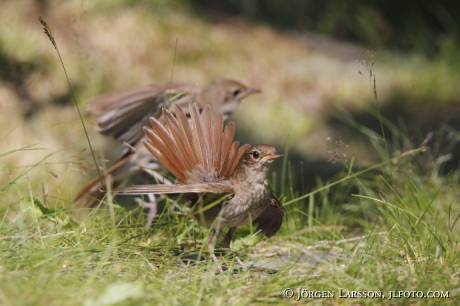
[219,178,271,228]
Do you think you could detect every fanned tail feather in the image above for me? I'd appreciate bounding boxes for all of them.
[219,122,235,173]
[230,144,251,175]
[174,104,199,166]
[189,103,207,167]
[142,102,249,184]
[211,110,223,172]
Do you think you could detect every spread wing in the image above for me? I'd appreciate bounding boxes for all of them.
[115,182,233,195]
[87,82,199,147]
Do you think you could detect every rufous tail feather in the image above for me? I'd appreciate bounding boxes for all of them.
[142,103,249,184]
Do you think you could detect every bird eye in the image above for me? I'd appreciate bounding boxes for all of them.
[251,151,260,159]
[232,89,241,96]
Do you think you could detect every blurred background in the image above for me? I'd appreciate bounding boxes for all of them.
[2,0,460,205]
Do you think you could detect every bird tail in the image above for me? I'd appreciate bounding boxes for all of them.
[143,103,250,183]
[73,154,135,207]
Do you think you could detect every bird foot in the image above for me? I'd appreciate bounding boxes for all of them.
[210,253,228,272]
[235,256,246,269]
[135,193,157,229]
[209,249,246,273]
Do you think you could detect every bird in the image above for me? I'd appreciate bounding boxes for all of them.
[74,79,261,216]
[115,102,284,266]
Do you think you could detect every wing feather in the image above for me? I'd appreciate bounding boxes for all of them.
[115,182,234,195]
[253,195,285,237]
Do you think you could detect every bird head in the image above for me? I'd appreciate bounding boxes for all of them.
[232,144,282,182]
[199,79,260,119]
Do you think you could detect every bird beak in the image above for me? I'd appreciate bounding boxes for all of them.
[262,152,283,161]
[241,88,261,99]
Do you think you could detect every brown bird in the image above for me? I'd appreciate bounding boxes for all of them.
[115,102,284,264]
[75,79,260,214]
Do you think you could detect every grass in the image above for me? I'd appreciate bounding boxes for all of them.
[2,76,459,305]
[2,1,460,305]
[2,123,459,305]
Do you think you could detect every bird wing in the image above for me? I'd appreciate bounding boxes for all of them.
[87,82,200,147]
[253,195,285,237]
[143,103,250,184]
[115,182,234,195]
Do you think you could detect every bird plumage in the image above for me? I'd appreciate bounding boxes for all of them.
[116,103,284,247]
[75,79,260,207]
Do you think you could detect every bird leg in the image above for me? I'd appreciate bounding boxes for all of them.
[135,168,172,229]
[208,229,226,272]
[208,229,217,259]
[134,195,157,229]
[223,227,236,249]
[142,167,173,185]
[223,227,245,268]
